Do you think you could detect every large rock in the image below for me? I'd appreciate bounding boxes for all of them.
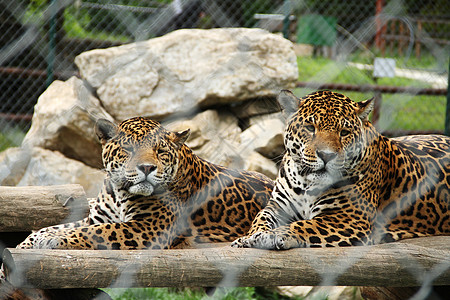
[0,147,104,197]
[166,109,278,177]
[244,152,278,179]
[0,147,30,186]
[240,113,285,159]
[22,77,114,169]
[231,96,280,120]
[165,109,244,168]
[277,286,361,300]
[75,28,298,120]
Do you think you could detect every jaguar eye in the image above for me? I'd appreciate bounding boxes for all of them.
[305,125,315,133]
[122,145,134,153]
[341,129,351,137]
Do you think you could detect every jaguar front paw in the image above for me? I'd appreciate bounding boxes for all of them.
[230,235,256,248]
[18,233,64,249]
[231,230,301,250]
[34,236,65,249]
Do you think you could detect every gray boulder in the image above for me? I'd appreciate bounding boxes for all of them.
[75,28,298,120]
[22,77,114,169]
[0,147,104,197]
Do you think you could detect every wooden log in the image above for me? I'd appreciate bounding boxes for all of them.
[3,236,449,289]
[0,185,89,232]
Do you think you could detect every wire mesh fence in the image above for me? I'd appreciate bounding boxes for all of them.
[0,0,448,151]
[0,1,449,300]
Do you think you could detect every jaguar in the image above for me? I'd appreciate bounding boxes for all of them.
[17,117,274,250]
[232,90,450,249]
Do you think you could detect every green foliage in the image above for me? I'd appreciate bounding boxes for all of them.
[25,0,48,12]
[63,6,130,42]
[104,287,307,300]
[0,135,17,152]
[22,0,46,25]
[0,127,25,152]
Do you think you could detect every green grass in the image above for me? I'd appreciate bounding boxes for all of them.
[295,56,447,133]
[296,56,433,88]
[104,287,308,300]
[349,48,449,72]
[377,94,446,133]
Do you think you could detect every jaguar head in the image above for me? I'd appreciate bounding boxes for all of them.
[278,90,373,184]
[95,117,190,196]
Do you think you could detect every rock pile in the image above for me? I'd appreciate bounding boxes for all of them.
[0,28,298,197]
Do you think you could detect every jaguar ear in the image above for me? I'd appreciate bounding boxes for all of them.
[356,97,374,122]
[277,90,303,120]
[95,119,118,144]
[173,129,190,149]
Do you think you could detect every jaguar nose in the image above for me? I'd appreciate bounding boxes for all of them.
[317,150,337,164]
[137,164,157,176]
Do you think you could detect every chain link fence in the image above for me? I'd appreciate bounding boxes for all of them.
[0,0,448,151]
[0,1,449,299]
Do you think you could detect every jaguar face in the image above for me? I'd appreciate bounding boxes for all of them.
[281,90,373,185]
[95,117,190,196]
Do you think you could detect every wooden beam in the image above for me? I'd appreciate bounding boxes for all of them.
[0,185,89,232]
[3,236,449,289]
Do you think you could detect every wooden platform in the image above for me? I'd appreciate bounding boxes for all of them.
[3,236,449,289]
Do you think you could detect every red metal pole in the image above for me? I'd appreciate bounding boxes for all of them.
[375,0,385,50]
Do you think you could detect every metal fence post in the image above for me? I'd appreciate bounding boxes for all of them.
[46,0,57,88]
[282,0,291,39]
[445,57,450,136]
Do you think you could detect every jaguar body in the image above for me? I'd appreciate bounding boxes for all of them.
[232,90,450,249]
[19,117,274,250]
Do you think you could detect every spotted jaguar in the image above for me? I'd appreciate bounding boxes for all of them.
[18,117,274,250]
[232,90,450,249]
